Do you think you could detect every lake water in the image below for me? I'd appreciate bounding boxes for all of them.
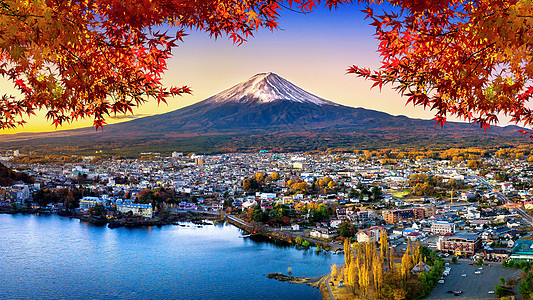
[0,214,343,299]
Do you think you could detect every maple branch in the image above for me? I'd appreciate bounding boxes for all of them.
[58,44,89,69]
[420,29,458,37]
[460,42,496,64]
[278,3,307,14]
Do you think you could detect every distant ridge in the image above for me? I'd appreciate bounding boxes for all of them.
[0,73,527,153]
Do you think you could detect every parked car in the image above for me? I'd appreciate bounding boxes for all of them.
[438,280,445,284]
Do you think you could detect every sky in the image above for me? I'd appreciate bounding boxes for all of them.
[0,3,473,134]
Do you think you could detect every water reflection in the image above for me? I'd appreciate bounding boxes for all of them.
[0,213,343,300]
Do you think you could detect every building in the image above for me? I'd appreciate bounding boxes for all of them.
[116,202,153,218]
[478,249,509,261]
[439,233,482,256]
[195,157,204,166]
[382,208,425,224]
[178,202,197,211]
[431,221,455,235]
[310,227,337,239]
[79,196,104,211]
[509,239,533,261]
[356,226,383,243]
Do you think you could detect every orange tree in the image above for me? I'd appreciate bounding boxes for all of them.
[348,0,533,134]
[3,0,533,133]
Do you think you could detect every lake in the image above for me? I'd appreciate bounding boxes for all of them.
[0,214,343,299]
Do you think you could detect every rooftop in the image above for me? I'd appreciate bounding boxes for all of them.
[512,239,533,255]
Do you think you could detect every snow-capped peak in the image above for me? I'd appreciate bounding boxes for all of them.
[205,72,338,106]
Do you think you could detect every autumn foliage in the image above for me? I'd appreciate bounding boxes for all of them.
[0,0,293,129]
[348,0,533,134]
[341,237,443,299]
[4,0,533,133]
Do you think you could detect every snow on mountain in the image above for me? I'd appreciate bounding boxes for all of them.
[204,72,339,106]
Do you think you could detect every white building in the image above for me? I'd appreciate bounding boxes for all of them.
[431,221,455,235]
[310,227,337,239]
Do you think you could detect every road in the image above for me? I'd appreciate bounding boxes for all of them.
[476,176,533,226]
[325,275,336,300]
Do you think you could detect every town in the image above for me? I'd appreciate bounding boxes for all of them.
[3,147,533,298]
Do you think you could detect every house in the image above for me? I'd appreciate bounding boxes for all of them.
[461,192,477,202]
[408,231,424,241]
[356,226,383,243]
[478,249,509,261]
[310,227,337,239]
[330,219,343,228]
[211,203,224,211]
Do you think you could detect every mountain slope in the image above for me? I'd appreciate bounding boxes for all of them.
[0,72,526,152]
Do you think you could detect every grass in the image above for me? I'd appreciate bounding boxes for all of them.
[392,191,410,198]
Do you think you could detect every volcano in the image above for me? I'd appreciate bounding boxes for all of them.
[0,72,525,151]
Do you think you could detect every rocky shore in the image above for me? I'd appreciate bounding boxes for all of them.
[267,273,323,285]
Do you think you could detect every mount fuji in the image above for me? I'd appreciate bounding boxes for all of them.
[111,72,422,134]
[0,72,525,151]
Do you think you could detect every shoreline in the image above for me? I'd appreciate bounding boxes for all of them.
[0,208,341,253]
[0,207,223,228]
[2,208,337,299]
[226,214,342,251]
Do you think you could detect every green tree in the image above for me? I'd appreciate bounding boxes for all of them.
[338,221,355,238]
[519,273,532,299]
[495,285,504,297]
[89,204,106,217]
[477,257,484,266]
[451,256,457,264]
[371,186,382,200]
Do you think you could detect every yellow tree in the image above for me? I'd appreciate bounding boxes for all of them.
[358,259,370,298]
[270,172,279,181]
[343,239,352,267]
[347,259,357,292]
[400,250,414,281]
[413,244,421,266]
[331,264,338,280]
[389,247,395,274]
[380,230,388,259]
[372,251,384,296]
[393,288,408,300]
